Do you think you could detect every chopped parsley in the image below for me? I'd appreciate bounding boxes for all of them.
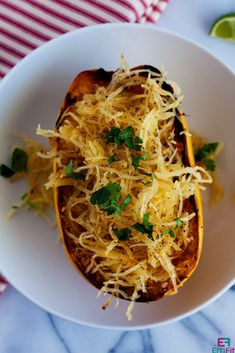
[90,183,132,216]
[161,229,176,238]
[195,143,219,160]
[195,143,219,172]
[0,148,28,178]
[11,148,28,172]
[26,200,39,210]
[204,159,216,172]
[113,227,131,240]
[117,194,132,215]
[0,164,14,178]
[107,153,116,164]
[133,213,154,240]
[131,152,149,170]
[104,126,142,151]
[174,217,183,228]
[65,160,86,180]
[21,192,28,200]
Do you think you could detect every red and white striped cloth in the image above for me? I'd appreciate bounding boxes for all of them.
[0,0,169,79]
[0,275,8,294]
[0,0,169,294]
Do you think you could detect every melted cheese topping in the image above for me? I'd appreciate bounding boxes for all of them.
[37,63,212,320]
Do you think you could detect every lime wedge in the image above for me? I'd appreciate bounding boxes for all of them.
[209,13,235,43]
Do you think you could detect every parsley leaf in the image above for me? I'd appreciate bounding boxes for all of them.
[65,160,86,180]
[0,164,14,178]
[104,126,142,151]
[119,126,134,140]
[133,213,154,240]
[131,152,149,170]
[21,192,28,200]
[90,183,121,208]
[70,171,86,180]
[161,229,176,238]
[65,160,73,175]
[107,154,116,164]
[204,159,216,172]
[195,143,219,172]
[104,127,121,144]
[11,148,28,172]
[195,143,218,161]
[113,227,131,240]
[174,217,183,228]
[90,183,132,216]
[1,148,28,178]
[105,193,132,216]
[143,214,152,230]
[117,194,132,215]
[26,200,39,210]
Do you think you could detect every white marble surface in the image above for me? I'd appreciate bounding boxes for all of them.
[1,0,235,352]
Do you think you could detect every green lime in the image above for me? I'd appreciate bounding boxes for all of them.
[209,13,235,43]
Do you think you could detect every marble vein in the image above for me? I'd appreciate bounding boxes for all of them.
[107,332,129,353]
[47,313,71,353]
[198,312,222,336]
[140,330,155,353]
[181,316,209,349]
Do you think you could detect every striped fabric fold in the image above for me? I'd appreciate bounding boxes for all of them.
[0,0,169,79]
[0,275,8,294]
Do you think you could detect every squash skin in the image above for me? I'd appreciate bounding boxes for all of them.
[53,66,203,302]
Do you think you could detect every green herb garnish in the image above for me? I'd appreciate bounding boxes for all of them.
[195,143,219,172]
[90,183,132,216]
[65,160,86,180]
[90,183,121,208]
[65,160,73,175]
[161,229,176,238]
[11,148,28,173]
[131,152,149,170]
[107,154,116,164]
[174,218,183,228]
[0,164,14,178]
[117,194,132,215]
[113,227,131,240]
[104,127,122,145]
[133,213,154,240]
[0,148,28,178]
[195,143,219,161]
[204,159,216,172]
[26,200,39,210]
[21,192,28,200]
[104,126,142,151]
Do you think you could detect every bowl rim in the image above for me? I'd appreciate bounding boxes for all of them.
[0,22,235,330]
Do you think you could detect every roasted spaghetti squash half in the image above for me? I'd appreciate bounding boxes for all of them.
[48,63,211,320]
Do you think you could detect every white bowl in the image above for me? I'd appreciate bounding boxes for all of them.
[0,23,235,330]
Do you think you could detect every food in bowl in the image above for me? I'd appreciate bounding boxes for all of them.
[38,62,212,319]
